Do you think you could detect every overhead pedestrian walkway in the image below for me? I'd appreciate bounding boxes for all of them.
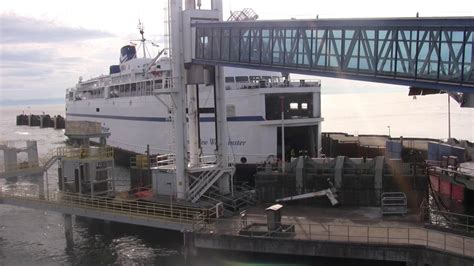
[193,17,474,95]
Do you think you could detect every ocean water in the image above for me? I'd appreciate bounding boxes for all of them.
[322,92,474,142]
[0,91,471,265]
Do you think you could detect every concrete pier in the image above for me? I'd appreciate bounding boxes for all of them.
[189,204,474,265]
[193,233,473,266]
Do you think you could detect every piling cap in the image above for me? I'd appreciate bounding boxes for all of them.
[265,204,283,212]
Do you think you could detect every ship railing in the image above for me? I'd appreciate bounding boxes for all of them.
[195,215,474,258]
[227,79,321,90]
[428,165,474,178]
[0,188,212,225]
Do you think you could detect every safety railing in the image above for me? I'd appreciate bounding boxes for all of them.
[0,161,41,173]
[422,207,474,233]
[227,79,321,90]
[0,188,211,225]
[57,146,114,159]
[195,215,474,258]
[130,153,235,169]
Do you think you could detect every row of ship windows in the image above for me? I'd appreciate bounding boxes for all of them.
[69,76,285,100]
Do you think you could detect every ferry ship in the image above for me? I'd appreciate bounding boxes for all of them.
[65,26,323,166]
[426,142,474,211]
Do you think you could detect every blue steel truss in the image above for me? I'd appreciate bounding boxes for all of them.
[193,17,474,93]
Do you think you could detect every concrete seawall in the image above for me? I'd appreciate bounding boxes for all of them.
[193,233,474,266]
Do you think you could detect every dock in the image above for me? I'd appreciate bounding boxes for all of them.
[1,188,473,265]
[189,205,474,265]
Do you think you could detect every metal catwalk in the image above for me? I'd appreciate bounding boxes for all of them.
[193,17,474,93]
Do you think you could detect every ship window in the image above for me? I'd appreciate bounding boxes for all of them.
[225,77,235,83]
[235,76,249,83]
[265,93,313,120]
[96,108,100,112]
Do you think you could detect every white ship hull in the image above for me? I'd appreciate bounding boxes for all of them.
[66,80,323,165]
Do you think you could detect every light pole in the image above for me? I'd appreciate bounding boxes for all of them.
[166,182,173,217]
[387,126,391,138]
[280,96,285,173]
[448,93,451,139]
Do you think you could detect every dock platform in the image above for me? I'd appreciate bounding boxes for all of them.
[1,187,474,265]
[189,204,474,265]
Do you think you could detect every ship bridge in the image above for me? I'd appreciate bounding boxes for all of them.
[192,17,474,106]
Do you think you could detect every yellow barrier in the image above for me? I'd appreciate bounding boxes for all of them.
[0,188,209,224]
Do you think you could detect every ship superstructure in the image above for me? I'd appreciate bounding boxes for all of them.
[66,23,323,166]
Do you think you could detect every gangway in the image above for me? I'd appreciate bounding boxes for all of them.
[0,140,57,179]
[192,17,474,105]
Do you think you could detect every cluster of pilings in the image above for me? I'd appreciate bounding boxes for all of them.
[16,114,65,129]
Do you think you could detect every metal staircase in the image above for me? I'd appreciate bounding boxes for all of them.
[187,162,233,203]
[41,150,59,171]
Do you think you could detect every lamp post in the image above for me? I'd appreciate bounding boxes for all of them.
[166,182,173,217]
[448,93,451,139]
[387,126,391,138]
[280,96,285,173]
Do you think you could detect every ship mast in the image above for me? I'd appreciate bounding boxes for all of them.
[138,20,146,58]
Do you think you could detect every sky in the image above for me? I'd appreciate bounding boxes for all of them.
[1,0,473,101]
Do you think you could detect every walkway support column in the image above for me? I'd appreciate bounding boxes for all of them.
[215,66,230,195]
[63,214,74,250]
[37,173,45,199]
[170,0,187,200]
[212,0,231,194]
[187,84,200,167]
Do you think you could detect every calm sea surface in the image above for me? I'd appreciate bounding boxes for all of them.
[0,91,472,265]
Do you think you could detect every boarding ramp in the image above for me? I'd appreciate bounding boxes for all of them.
[192,17,474,105]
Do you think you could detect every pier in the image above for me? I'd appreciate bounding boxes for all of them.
[1,188,473,265]
[192,213,474,266]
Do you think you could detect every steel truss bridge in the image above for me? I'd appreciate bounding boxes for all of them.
[193,17,474,98]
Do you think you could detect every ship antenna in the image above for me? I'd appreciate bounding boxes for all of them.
[138,20,146,58]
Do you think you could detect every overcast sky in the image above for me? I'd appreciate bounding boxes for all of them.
[1,0,473,101]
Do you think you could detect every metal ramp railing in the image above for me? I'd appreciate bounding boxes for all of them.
[0,188,211,225]
[187,162,234,203]
[381,192,407,215]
